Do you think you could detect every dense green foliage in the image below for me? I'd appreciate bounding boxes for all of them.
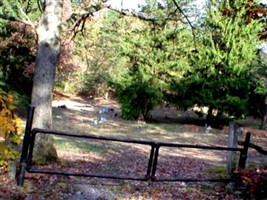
[107,0,265,121]
[109,0,195,120]
[0,0,266,123]
[172,0,263,121]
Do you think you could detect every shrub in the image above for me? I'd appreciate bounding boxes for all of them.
[0,89,22,172]
[115,84,162,121]
[234,166,267,199]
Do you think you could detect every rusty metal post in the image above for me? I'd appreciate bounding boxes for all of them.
[151,144,160,181]
[145,145,155,180]
[17,107,35,186]
[238,132,251,169]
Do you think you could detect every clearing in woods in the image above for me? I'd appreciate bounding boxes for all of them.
[1,93,267,199]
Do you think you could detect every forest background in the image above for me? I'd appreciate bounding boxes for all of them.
[0,0,267,198]
[1,0,267,161]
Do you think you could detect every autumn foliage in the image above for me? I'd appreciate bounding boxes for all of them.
[0,89,22,171]
[235,166,267,199]
[222,0,267,40]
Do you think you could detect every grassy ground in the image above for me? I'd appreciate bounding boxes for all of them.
[1,94,267,199]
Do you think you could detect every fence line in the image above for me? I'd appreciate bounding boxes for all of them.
[16,107,266,186]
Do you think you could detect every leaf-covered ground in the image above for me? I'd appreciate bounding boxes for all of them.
[1,93,267,199]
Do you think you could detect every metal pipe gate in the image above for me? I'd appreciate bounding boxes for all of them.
[17,107,251,186]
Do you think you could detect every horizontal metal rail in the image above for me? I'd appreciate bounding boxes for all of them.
[150,142,243,182]
[27,168,150,181]
[157,142,244,151]
[17,106,251,186]
[31,128,243,152]
[32,128,155,146]
[27,129,244,182]
[152,177,235,182]
[26,128,155,182]
[238,141,267,155]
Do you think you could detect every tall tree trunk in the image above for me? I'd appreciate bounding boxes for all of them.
[31,0,62,162]
[260,96,267,130]
[206,106,213,125]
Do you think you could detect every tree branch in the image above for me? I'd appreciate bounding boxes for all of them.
[64,2,193,42]
[19,7,35,28]
[107,6,157,22]
[171,0,197,50]
[70,12,93,41]
[0,13,34,28]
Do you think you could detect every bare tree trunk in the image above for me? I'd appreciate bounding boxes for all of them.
[31,0,62,162]
[260,96,267,130]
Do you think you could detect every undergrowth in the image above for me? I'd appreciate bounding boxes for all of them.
[0,89,22,172]
[234,166,267,199]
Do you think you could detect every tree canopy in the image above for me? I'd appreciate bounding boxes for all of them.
[0,0,266,154]
[104,0,266,123]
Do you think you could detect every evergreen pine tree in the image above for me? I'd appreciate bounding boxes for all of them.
[173,0,263,122]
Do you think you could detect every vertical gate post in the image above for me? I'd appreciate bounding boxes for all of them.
[145,145,155,180]
[151,144,160,181]
[26,130,37,168]
[227,122,238,176]
[238,132,251,169]
[17,107,35,186]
